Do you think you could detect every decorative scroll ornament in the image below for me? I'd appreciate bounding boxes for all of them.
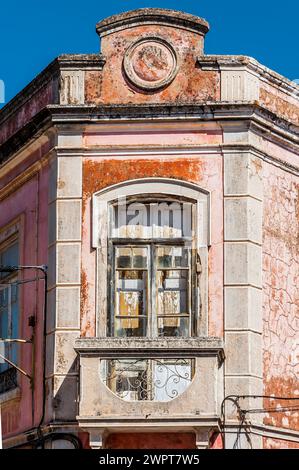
[123,38,178,91]
[101,358,194,402]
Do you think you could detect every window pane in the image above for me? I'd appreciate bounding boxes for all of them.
[114,267,147,337]
[118,290,144,317]
[114,317,147,337]
[132,247,148,268]
[157,246,189,268]
[158,317,189,337]
[116,247,132,268]
[0,283,19,374]
[156,246,190,337]
[157,270,188,313]
[174,247,189,267]
[0,243,19,279]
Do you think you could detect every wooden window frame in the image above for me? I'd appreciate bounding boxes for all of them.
[92,178,210,338]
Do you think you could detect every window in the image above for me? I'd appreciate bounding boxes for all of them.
[93,179,209,338]
[0,240,19,394]
[108,199,197,337]
[101,358,194,401]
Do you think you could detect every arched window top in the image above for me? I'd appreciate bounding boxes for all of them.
[92,178,210,248]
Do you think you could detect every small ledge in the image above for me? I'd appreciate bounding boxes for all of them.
[74,337,224,362]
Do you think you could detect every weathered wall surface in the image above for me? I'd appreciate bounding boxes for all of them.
[0,163,49,437]
[85,24,220,105]
[260,83,299,126]
[263,437,299,449]
[0,81,56,145]
[81,140,223,339]
[262,162,299,442]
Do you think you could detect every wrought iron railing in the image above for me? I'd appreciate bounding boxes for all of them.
[100,358,194,402]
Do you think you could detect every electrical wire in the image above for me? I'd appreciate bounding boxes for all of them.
[220,394,299,449]
[0,277,45,286]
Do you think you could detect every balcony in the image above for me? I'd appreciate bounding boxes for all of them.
[75,337,224,446]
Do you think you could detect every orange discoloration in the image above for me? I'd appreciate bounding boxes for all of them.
[263,163,299,440]
[81,156,224,338]
[83,158,205,203]
[260,88,299,126]
[80,269,88,337]
[263,437,299,449]
[264,377,299,430]
[86,24,220,105]
[85,71,103,103]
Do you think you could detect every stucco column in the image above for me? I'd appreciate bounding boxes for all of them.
[46,133,83,422]
[223,148,263,449]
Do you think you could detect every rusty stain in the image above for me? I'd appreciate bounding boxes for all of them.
[82,158,205,216]
[264,377,299,430]
[260,88,299,126]
[85,71,103,103]
[263,164,299,441]
[251,157,263,175]
[91,24,220,105]
[57,179,66,190]
[263,437,299,449]
[80,269,88,335]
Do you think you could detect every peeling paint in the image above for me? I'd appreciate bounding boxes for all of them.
[263,163,299,436]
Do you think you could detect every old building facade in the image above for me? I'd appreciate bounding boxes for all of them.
[0,9,298,449]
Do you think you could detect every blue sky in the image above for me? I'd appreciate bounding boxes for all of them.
[0,0,298,107]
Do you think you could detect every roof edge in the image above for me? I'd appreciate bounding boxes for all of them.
[96,8,209,37]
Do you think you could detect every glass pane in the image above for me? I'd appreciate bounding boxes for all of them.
[158,317,189,337]
[118,291,144,317]
[116,247,132,268]
[0,307,9,372]
[118,270,144,280]
[156,265,189,337]
[157,246,172,268]
[0,305,8,337]
[132,247,148,268]
[114,317,147,337]
[115,268,147,337]
[0,243,19,279]
[157,246,190,268]
[157,270,188,312]
[174,247,189,267]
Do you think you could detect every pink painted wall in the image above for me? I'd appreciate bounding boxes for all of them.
[0,165,49,438]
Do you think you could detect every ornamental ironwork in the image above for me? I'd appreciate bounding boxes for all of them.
[100,358,194,402]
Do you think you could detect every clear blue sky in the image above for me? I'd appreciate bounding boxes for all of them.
[0,0,298,107]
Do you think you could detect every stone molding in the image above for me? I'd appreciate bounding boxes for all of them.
[96,8,209,37]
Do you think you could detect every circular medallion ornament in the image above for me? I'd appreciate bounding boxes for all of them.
[123,38,178,91]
